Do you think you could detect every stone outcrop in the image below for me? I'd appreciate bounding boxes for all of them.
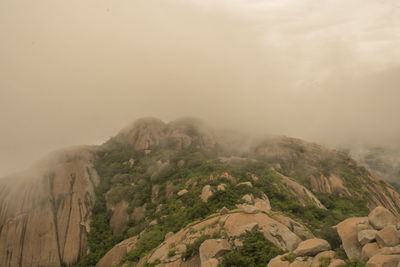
[177,189,188,197]
[201,185,213,203]
[0,147,99,267]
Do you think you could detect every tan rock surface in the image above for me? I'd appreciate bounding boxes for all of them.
[199,239,231,264]
[376,226,400,247]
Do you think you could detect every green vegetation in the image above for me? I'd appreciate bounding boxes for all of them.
[281,252,297,263]
[220,231,283,267]
[182,234,211,260]
[319,257,331,267]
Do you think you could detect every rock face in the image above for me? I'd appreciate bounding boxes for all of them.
[294,239,331,256]
[368,207,398,230]
[0,147,99,267]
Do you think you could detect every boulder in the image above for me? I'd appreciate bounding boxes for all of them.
[328,259,346,267]
[337,217,368,260]
[254,196,271,213]
[242,194,254,204]
[368,207,398,230]
[201,185,213,202]
[199,239,231,264]
[177,189,188,197]
[311,250,335,267]
[358,229,377,246]
[366,254,400,267]
[217,184,226,191]
[294,239,331,256]
[361,243,380,262]
[376,226,400,247]
[237,204,259,214]
[289,257,313,267]
[268,255,290,267]
[236,181,253,187]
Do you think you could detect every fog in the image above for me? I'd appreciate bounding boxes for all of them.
[1,0,400,176]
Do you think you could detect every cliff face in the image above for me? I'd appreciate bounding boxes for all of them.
[0,147,99,267]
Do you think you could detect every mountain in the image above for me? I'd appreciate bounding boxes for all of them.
[0,117,399,267]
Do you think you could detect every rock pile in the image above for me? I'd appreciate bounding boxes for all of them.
[337,206,400,266]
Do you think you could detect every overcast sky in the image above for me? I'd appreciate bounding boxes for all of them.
[1,0,400,176]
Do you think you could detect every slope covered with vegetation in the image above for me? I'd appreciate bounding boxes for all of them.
[74,118,400,266]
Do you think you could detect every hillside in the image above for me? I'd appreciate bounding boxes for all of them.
[0,117,400,267]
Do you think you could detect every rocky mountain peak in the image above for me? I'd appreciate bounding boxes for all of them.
[111,117,216,151]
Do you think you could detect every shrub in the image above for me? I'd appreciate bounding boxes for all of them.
[220,231,283,267]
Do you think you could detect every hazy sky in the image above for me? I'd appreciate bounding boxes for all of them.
[1,0,400,176]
